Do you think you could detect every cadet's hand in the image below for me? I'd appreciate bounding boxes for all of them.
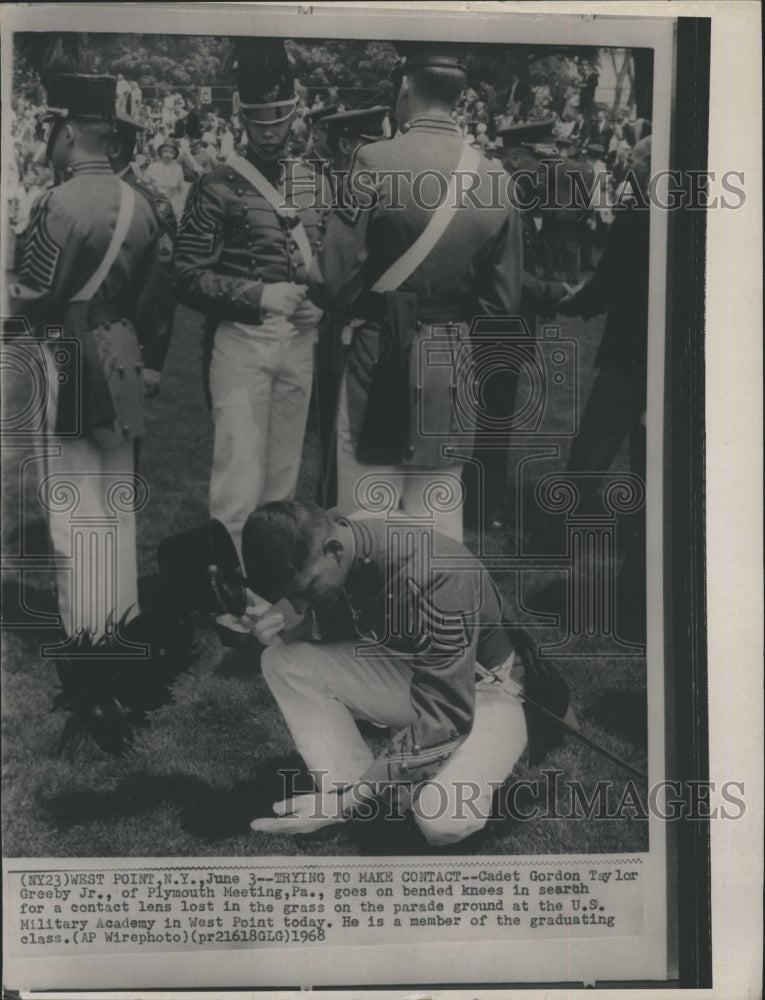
[142,368,161,398]
[235,600,284,645]
[250,791,347,836]
[261,282,307,317]
[290,297,323,333]
[563,279,586,297]
[557,279,586,312]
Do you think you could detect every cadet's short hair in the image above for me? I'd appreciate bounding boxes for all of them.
[409,66,465,108]
[241,500,334,602]
[72,118,115,150]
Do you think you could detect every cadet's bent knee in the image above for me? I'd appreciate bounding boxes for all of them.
[261,640,299,684]
[412,781,488,847]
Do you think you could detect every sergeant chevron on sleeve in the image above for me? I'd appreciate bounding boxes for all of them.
[10,73,161,644]
[173,37,328,563]
[240,500,573,847]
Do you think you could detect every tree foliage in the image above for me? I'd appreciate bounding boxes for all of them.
[287,39,397,96]
[13,33,231,95]
[82,34,230,89]
[12,32,603,113]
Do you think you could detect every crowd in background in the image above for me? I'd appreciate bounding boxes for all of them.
[7,53,651,284]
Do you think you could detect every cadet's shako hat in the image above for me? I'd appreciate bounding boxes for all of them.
[157,520,247,616]
[392,41,467,74]
[322,105,390,142]
[498,116,559,154]
[43,73,117,122]
[390,41,467,102]
[114,112,145,136]
[233,37,298,124]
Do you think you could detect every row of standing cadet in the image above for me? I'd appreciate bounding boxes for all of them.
[10,44,646,845]
[10,48,647,648]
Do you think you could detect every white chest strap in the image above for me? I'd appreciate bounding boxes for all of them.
[371,143,481,293]
[227,153,314,269]
[70,180,135,303]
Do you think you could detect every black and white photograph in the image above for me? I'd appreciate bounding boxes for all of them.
[0,2,760,995]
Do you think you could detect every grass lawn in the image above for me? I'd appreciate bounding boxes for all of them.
[1,298,649,858]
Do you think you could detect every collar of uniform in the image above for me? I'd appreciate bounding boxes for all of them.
[244,150,285,185]
[69,157,113,176]
[405,114,461,135]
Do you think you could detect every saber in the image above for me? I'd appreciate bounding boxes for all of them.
[475,664,648,783]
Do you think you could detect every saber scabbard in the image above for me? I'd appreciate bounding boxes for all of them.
[475,664,648,783]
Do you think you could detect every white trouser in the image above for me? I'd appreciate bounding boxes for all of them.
[335,374,465,543]
[41,349,139,639]
[209,318,316,557]
[262,639,528,846]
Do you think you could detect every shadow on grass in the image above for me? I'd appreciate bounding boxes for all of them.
[1,574,65,653]
[524,576,567,619]
[586,689,648,746]
[38,754,316,843]
[136,572,172,612]
[214,644,263,679]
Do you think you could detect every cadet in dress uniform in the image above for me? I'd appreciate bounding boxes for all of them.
[309,44,523,542]
[303,103,341,169]
[557,137,651,643]
[463,118,570,529]
[108,112,178,390]
[10,74,160,639]
[174,38,326,556]
[311,106,391,508]
[540,133,584,284]
[242,500,548,847]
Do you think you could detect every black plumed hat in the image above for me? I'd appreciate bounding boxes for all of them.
[43,73,117,122]
[157,520,247,617]
[231,36,296,105]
